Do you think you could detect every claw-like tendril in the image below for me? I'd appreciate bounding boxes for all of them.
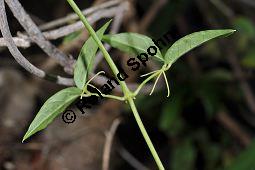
[140,70,159,77]
[149,64,171,97]
[80,71,105,98]
[149,71,162,96]
[162,71,170,97]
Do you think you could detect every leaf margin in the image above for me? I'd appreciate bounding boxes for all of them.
[102,32,164,62]
[22,87,81,142]
[164,29,236,65]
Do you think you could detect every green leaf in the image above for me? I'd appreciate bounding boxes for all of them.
[226,140,255,170]
[102,33,164,62]
[23,87,81,142]
[164,29,236,65]
[63,30,82,44]
[74,20,111,89]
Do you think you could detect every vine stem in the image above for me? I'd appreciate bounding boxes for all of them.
[128,98,165,170]
[66,0,165,169]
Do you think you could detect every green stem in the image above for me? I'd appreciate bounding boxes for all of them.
[82,92,125,101]
[128,98,165,170]
[66,1,165,169]
[67,0,129,94]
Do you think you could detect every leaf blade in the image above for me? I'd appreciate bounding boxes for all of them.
[22,87,81,142]
[74,20,111,89]
[103,33,164,62]
[164,29,236,65]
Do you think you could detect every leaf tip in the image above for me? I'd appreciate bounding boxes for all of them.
[227,29,237,34]
[22,128,35,142]
[108,18,113,23]
[22,134,29,143]
[104,19,112,28]
[22,127,38,142]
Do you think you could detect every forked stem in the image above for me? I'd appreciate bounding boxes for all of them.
[66,1,165,169]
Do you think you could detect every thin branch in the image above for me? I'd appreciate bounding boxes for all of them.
[140,0,167,32]
[39,0,122,31]
[0,0,45,78]
[0,5,125,48]
[0,37,30,48]
[43,7,119,41]
[0,0,161,93]
[5,0,74,74]
[102,118,121,170]
[118,146,151,170]
[0,0,74,86]
[216,111,252,147]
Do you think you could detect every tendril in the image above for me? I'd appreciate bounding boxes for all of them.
[80,71,105,98]
[88,84,103,95]
[162,71,170,97]
[149,71,163,96]
[87,84,101,92]
[140,70,159,77]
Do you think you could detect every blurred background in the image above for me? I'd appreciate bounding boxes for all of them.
[0,0,255,169]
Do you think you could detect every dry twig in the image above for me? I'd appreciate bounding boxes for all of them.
[140,0,167,32]
[39,0,122,31]
[0,0,74,86]
[102,118,121,170]
[0,0,162,94]
[0,1,125,48]
[118,146,151,170]
[5,0,74,74]
[216,111,251,146]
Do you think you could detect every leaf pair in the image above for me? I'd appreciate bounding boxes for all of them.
[103,29,236,67]
[102,29,235,97]
[23,21,112,142]
[23,26,235,142]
